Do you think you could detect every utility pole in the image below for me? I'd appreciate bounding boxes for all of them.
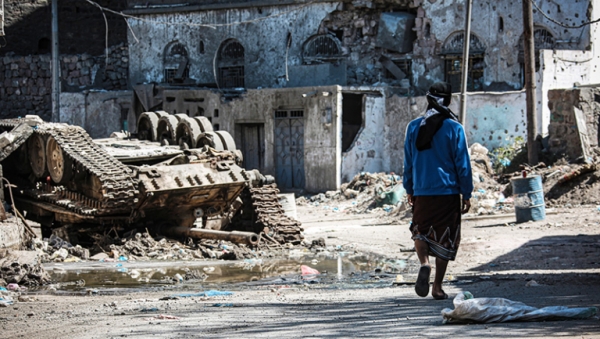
[522,0,539,164]
[459,0,473,124]
[51,0,60,122]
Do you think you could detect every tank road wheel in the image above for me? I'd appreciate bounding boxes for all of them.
[28,134,47,179]
[192,116,213,133]
[196,131,225,151]
[175,116,202,149]
[215,131,236,151]
[157,115,180,145]
[137,112,160,141]
[46,136,74,184]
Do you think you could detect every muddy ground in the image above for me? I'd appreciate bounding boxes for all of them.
[1,203,599,338]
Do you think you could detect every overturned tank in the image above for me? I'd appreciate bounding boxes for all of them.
[0,114,303,246]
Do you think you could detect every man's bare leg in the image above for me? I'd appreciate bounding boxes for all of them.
[414,239,430,266]
[432,257,449,299]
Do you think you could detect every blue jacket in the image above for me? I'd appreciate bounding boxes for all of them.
[403,117,473,199]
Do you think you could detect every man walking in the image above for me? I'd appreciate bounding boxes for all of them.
[402,82,473,300]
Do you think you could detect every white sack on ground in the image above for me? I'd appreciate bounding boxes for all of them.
[442,292,598,324]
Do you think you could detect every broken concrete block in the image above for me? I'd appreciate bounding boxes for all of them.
[376,12,417,53]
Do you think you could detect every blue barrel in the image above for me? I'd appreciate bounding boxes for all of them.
[511,175,546,223]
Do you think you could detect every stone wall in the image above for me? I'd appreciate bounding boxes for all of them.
[0,44,129,121]
[547,87,600,160]
[1,0,127,56]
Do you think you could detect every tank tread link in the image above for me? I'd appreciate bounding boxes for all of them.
[249,184,304,245]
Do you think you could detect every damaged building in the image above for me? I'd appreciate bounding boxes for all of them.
[1,0,598,192]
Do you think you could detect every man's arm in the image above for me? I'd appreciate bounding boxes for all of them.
[454,125,473,200]
[403,123,415,200]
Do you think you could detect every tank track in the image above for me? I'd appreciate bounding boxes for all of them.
[249,184,304,245]
[0,119,139,216]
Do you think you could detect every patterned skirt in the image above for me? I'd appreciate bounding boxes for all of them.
[410,194,462,261]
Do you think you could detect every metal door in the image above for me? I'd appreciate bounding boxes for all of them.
[275,110,305,189]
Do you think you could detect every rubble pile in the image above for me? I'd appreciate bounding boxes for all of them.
[469,143,515,215]
[508,159,600,207]
[0,250,51,286]
[35,232,279,263]
[298,143,516,217]
[298,172,405,215]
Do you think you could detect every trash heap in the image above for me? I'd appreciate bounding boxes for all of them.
[296,172,406,215]
[469,143,515,215]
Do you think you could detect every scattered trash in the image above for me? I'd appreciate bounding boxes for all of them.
[212,303,235,307]
[170,290,233,298]
[139,307,159,312]
[301,265,320,276]
[442,291,598,323]
[149,314,180,320]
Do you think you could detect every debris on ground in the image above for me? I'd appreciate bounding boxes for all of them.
[442,291,598,324]
[0,250,51,286]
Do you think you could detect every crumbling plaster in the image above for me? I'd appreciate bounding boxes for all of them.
[127,3,339,88]
[60,91,132,139]
[419,0,591,90]
[127,0,594,93]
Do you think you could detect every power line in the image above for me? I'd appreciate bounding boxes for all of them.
[530,0,600,29]
[81,0,318,29]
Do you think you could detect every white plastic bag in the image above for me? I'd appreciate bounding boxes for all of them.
[442,291,598,324]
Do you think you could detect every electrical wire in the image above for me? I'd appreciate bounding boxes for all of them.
[530,0,600,29]
[81,0,319,29]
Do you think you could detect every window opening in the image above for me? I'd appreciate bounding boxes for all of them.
[214,109,219,118]
[341,93,364,152]
[302,34,343,64]
[164,42,189,84]
[38,38,51,54]
[518,27,555,74]
[441,32,486,92]
[197,107,204,116]
[499,17,504,32]
[199,40,205,54]
[275,110,288,119]
[213,124,220,130]
[217,39,245,88]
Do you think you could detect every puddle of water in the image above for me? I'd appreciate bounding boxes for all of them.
[41,252,419,293]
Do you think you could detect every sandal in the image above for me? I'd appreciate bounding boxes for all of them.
[415,265,431,297]
[432,290,448,300]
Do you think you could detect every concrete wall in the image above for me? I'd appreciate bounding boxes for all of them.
[127,3,339,87]
[341,89,386,182]
[60,91,132,139]
[160,86,342,192]
[463,91,528,150]
[127,0,595,94]
[420,0,592,90]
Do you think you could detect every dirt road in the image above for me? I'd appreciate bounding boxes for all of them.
[1,205,599,338]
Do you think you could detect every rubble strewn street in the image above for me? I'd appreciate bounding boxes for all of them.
[1,0,600,337]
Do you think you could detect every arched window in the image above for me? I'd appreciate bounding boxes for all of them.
[302,34,343,64]
[518,27,555,74]
[217,39,245,88]
[440,32,486,92]
[163,41,189,84]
